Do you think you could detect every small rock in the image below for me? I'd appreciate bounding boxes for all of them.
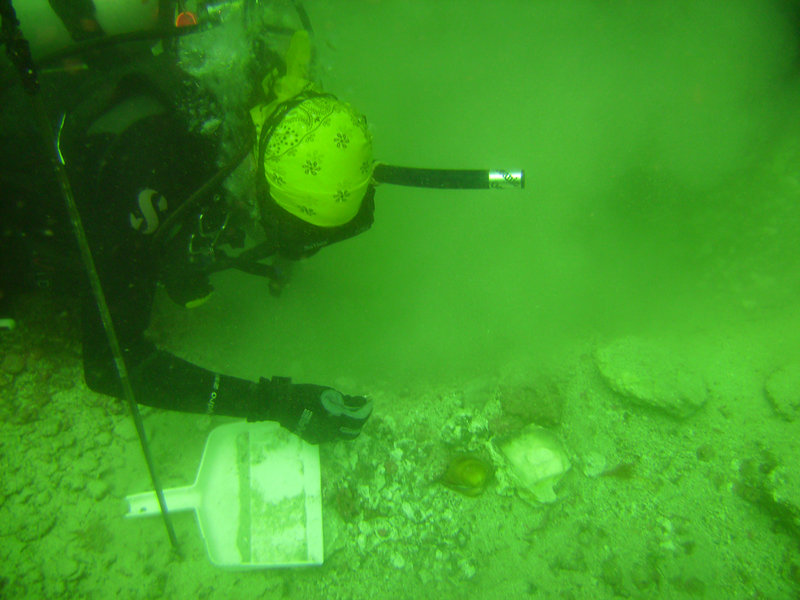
[357,520,372,535]
[86,479,110,501]
[401,502,416,522]
[38,419,63,438]
[15,403,40,425]
[57,431,77,450]
[50,369,75,391]
[1,352,25,375]
[54,556,82,581]
[696,444,715,462]
[418,569,433,584]
[736,456,800,540]
[458,558,477,579]
[596,337,707,419]
[63,474,85,492]
[16,513,56,541]
[25,352,43,373]
[390,552,406,569]
[94,432,113,447]
[765,363,800,421]
[768,466,800,532]
[34,490,52,508]
[113,419,138,442]
[581,451,607,477]
[0,513,20,537]
[0,371,12,387]
[43,578,66,598]
[74,454,99,475]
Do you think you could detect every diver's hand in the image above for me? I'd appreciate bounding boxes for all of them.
[253,376,372,444]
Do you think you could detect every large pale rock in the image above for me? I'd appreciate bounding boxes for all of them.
[596,337,707,419]
[496,424,570,503]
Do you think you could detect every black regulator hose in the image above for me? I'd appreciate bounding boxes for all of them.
[0,0,181,553]
[373,163,525,190]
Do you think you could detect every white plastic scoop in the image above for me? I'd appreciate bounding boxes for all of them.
[125,421,323,569]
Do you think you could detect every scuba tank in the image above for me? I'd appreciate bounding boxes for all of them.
[15,0,161,59]
[16,0,285,63]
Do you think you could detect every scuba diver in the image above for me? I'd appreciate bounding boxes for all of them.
[0,0,523,445]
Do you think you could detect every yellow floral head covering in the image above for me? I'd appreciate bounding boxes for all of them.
[262,95,373,227]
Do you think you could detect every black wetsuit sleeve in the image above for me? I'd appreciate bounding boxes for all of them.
[74,108,262,418]
[82,312,261,418]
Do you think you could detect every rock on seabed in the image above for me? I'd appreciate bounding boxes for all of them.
[596,337,708,419]
[765,363,800,421]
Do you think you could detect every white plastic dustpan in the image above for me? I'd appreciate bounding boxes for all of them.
[125,421,323,569]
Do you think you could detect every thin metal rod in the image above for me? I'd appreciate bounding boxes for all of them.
[31,95,182,551]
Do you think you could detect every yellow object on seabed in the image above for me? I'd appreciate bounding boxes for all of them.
[440,454,493,497]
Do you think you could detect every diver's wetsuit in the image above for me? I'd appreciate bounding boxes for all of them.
[0,54,375,420]
[44,57,267,417]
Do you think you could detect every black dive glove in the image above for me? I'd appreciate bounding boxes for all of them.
[252,376,373,444]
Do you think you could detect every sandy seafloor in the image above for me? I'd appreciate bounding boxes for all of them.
[1,292,799,600]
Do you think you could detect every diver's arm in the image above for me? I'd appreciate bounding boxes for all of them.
[77,240,260,417]
[81,320,261,418]
[82,310,372,443]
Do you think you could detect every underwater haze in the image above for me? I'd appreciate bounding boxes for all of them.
[3,1,800,599]
[165,0,800,390]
